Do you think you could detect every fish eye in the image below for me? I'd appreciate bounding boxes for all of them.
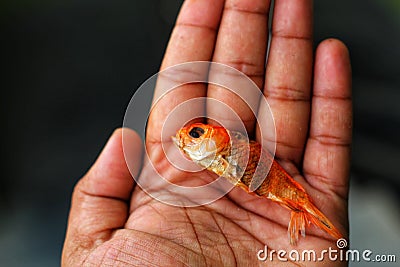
[189,127,204,138]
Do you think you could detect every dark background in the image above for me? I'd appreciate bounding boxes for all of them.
[1,0,400,266]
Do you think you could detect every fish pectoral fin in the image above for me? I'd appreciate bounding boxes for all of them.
[208,155,229,176]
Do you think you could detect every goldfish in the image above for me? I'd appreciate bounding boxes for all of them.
[173,123,342,245]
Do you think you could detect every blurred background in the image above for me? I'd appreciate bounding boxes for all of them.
[1,0,399,266]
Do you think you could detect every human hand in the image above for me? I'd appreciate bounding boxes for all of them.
[62,0,352,266]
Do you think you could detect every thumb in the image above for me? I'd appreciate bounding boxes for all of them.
[62,128,142,264]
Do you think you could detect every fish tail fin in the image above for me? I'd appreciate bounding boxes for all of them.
[288,210,309,245]
[287,199,342,245]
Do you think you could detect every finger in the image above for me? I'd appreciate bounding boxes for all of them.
[257,0,313,164]
[207,0,271,134]
[147,0,225,143]
[160,0,224,69]
[62,128,142,263]
[303,39,352,199]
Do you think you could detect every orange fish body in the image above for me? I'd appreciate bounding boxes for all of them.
[173,123,342,244]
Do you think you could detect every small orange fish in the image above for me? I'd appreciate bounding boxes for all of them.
[173,123,342,245]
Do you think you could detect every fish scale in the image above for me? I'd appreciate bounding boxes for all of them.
[174,123,343,244]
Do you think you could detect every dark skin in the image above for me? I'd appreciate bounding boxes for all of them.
[62,0,352,266]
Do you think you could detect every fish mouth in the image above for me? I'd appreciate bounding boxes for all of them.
[171,136,179,147]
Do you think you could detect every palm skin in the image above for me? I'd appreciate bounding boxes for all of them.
[62,0,352,266]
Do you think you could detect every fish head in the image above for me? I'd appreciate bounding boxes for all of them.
[172,123,230,162]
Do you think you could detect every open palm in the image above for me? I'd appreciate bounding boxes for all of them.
[63,0,352,266]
